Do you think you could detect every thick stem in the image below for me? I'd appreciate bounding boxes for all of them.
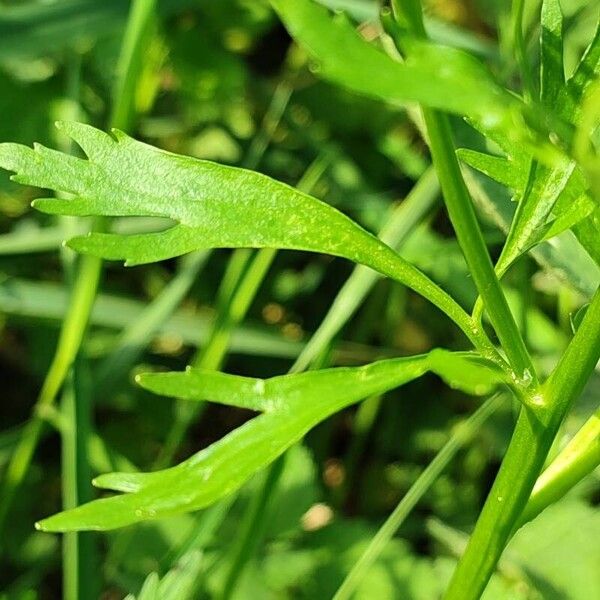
[445,285,600,599]
[519,405,600,526]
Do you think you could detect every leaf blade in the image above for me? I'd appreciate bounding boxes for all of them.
[269,0,516,127]
[36,356,431,531]
[0,121,477,343]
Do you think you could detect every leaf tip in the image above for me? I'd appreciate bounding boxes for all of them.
[31,198,53,212]
[0,142,29,172]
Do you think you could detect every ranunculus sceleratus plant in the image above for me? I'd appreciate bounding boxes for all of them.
[0,0,598,598]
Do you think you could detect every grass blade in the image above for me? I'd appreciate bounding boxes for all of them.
[334,393,504,600]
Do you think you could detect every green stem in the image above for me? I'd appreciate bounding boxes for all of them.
[153,78,301,469]
[334,393,504,600]
[0,250,102,537]
[0,0,157,575]
[220,455,286,600]
[95,250,209,391]
[61,361,96,600]
[58,0,158,587]
[422,113,535,384]
[511,0,535,101]
[154,247,277,468]
[242,82,293,171]
[110,0,157,132]
[445,285,600,599]
[337,394,382,507]
[392,0,537,389]
[518,405,600,526]
[292,165,439,372]
[216,150,507,596]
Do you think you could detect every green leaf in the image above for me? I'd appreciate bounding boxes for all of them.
[562,19,600,124]
[458,13,600,275]
[509,500,600,600]
[34,349,504,532]
[520,406,600,525]
[156,551,204,600]
[494,158,579,276]
[428,350,505,396]
[0,121,475,342]
[460,124,600,273]
[457,149,529,197]
[540,193,594,242]
[540,0,564,107]
[0,0,197,60]
[269,0,517,128]
[126,551,203,600]
[570,302,590,334]
[132,572,159,600]
[36,356,430,531]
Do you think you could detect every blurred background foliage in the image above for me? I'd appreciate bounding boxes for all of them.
[0,0,598,598]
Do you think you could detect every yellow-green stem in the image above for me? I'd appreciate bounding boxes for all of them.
[445,285,600,599]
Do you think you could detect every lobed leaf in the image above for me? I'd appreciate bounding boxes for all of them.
[460,135,600,274]
[36,356,430,530]
[269,0,517,129]
[36,351,504,532]
[459,9,600,277]
[0,121,475,342]
[456,149,528,197]
[464,147,600,271]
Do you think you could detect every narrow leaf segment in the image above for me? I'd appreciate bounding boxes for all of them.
[35,350,504,531]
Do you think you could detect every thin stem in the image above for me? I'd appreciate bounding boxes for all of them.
[0,0,157,564]
[422,114,535,384]
[61,361,96,600]
[154,247,277,468]
[0,250,103,536]
[511,0,535,101]
[216,156,507,596]
[334,393,504,600]
[110,0,158,132]
[220,455,286,600]
[59,53,93,594]
[95,250,209,391]
[242,82,293,171]
[392,0,537,389]
[292,165,440,372]
[105,76,301,573]
[445,285,600,599]
[337,394,382,506]
[153,78,300,469]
